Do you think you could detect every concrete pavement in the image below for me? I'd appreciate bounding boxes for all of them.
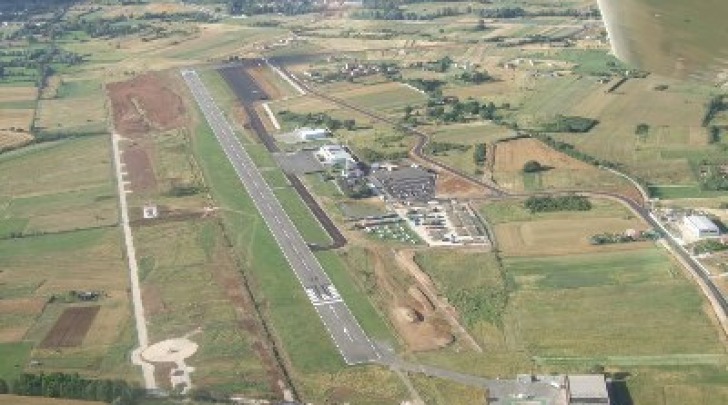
[181,69,380,364]
[111,132,157,390]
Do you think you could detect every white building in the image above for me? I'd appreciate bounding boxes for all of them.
[295,127,329,141]
[683,215,720,239]
[315,144,355,166]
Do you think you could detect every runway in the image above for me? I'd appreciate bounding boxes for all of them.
[181,69,380,365]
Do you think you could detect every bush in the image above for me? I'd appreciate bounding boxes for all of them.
[522,160,542,173]
[542,115,599,133]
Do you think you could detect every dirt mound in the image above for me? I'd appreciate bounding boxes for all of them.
[107,73,187,137]
[390,303,453,352]
[407,286,435,313]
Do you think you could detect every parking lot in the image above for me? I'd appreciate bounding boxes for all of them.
[395,201,491,247]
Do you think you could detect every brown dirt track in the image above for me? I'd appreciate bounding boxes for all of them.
[40,306,100,348]
[107,73,187,137]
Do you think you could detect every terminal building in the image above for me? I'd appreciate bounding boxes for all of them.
[682,215,720,239]
[371,166,436,202]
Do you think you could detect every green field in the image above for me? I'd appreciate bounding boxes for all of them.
[190,109,406,402]
[0,342,33,381]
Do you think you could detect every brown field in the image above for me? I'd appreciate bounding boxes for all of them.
[0,298,47,342]
[0,109,34,132]
[435,171,489,198]
[493,137,636,196]
[0,86,38,102]
[122,144,157,193]
[40,306,100,349]
[495,217,651,257]
[0,131,33,152]
[0,395,104,405]
[107,73,187,137]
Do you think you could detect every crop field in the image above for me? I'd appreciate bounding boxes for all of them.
[492,137,632,193]
[0,85,37,151]
[0,227,136,379]
[35,78,107,138]
[40,306,101,349]
[332,82,427,114]
[427,122,512,175]
[0,136,118,233]
[558,75,721,186]
[0,396,105,405]
[503,249,724,357]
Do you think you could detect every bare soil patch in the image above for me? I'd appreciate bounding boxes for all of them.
[40,306,100,348]
[247,66,285,101]
[122,143,157,193]
[436,171,488,198]
[107,73,187,137]
[142,284,168,317]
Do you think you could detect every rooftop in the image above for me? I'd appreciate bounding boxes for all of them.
[685,215,720,232]
[568,374,609,400]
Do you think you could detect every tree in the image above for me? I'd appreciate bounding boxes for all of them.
[522,160,543,173]
[475,19,486,31]
[0,378,8,394]
[635,123,649,136]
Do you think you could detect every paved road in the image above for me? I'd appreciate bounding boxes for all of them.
[218,63,347,251]
[181,69,380,364]
[267,58,728,333]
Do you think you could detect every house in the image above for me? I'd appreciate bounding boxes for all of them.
[370,166,436,202]
[315,144,355,166]
[295,127,330,141]
[567,375,610,405]
[683,215,720,239]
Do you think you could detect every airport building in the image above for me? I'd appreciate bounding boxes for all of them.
[567,375,610,405]
[295,127,330,141]
[315,144,355,166]
[682,215,720,239]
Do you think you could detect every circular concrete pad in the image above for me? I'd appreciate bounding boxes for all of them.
[141,338,198,363]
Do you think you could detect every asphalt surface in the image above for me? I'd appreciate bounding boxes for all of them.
[267,58,728,332]
[218,63,347,250]
[181,69,380,365]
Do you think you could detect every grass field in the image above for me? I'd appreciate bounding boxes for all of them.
[0,396,105,405]
[190,107,406,402]
[484,198,650,257]
[35,78,107,138]
[134,219,273,395]
[427,123,512,175]
[492,137,632,193]
[0,136,117,233]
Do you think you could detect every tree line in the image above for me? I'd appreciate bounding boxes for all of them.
[524,195,592,213]
[0,373,141,404]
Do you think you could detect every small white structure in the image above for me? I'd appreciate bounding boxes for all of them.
[683,215,720,239]
[316,144,354,166]
[295,127,329,141]
[143,204,159,219]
